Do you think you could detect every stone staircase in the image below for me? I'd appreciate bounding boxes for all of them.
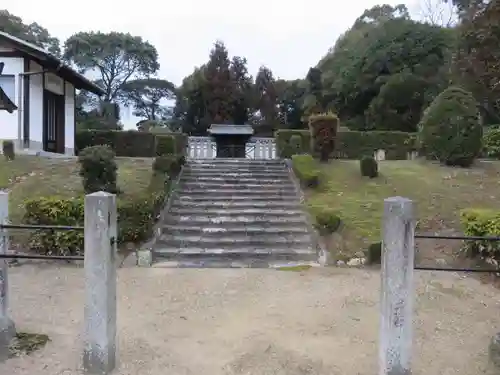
[151,158,319,267]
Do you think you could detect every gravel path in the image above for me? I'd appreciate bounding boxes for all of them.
[1,265,500,374]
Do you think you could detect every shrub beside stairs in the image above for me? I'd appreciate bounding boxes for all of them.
[146,158,320,268]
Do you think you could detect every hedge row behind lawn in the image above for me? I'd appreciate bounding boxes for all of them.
[75,130,188,157]
[275,129,417,160]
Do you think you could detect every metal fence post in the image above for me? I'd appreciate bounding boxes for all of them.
[83,192,117,374]
[379,196,415,375]
[0,191,15,360]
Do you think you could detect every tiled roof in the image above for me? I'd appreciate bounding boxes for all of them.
[208,124,254,135]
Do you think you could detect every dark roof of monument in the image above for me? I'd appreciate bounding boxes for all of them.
[208,124,254,135]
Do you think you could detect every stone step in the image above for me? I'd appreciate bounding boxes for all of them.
[169,207,304,216]
[178,189,298,197]
[152,259,319,269]
[182,171,289,178]
[188,158,283,166]
[185,165,287,172]
[164,215,308,225]
[160,224,310,235]
[153,249,318,266]
[153,243,316,259]
[171,200,301,209]
[175,195,298,202]
[181,176,291,184]
[158,233,312,246]
[180,182,294,191]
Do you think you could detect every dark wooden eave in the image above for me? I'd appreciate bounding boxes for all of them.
[0,31,105,96]
[0,86,17,113]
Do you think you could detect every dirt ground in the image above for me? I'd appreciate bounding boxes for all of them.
[1,265,500,375]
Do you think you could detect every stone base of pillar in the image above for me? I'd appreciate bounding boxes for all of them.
[137,249,152,267]
[0,317,16,360]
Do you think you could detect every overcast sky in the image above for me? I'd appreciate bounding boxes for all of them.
[7,0,430,127]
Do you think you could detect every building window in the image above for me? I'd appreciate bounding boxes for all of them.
[0,74,15,102]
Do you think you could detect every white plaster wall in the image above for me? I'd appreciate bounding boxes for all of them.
[65,82,75,155]
[0,57,23,142]
[28,60,44,147]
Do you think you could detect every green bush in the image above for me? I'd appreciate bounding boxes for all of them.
[360,156,378,178]
[335,131,417,159]
[275,130,311,158]
[418,86,482,167]
[152,155,185,178]
[24,197,84,256]
[308,112,339,161]
[291,154,321,188]
[2,140,14,160]
[483,127,500,159]
[460,209,500,262]
[78,145,118,194]
[155,135,176,156]
[288,135,303,156]
[312,208,341,235]
[366,242,382,264]
[23,174,170,255]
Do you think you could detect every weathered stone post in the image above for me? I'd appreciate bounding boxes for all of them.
[83,192,117,374]
[379,196,415,375]
[0,191,15,360]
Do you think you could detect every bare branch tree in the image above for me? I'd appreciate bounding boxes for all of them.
[417,0,458,27]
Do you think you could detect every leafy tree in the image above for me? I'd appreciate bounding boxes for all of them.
[63,32,159,103]
[452,0,500,124]
[0,10,60,55]
[174,67,208,135]
[122,78,176,120]
[318,7,452,130]
[255,66,279,135]
[418,86,482,167]
[365,72,436,132]
[276,79,307,128]
[230,56,254,124]
[204,40,234,123]
[302,67,325,116]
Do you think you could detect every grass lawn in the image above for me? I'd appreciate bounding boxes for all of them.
[305,159,500,264]
[0,156,154,245]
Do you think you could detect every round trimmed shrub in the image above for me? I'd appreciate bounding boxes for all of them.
[418,86,482,167]
[78,145,118,194]
[360,156,378,178]
[313,208,341,235]
[2,140,15,160]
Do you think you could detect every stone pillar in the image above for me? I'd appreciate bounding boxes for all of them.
[83,192,117,374]
[379,196,415,375]
[0,191,15,360]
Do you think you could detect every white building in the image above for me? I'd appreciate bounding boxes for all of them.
[0,31,104,156]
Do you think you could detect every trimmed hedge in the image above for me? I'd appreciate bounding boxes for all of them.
[309,112,339,161]
[335,131,417,159]
[156,135,176,156]
[291,154,321,188]
[152,155,185,178]
[460,209,500,264]
[276,129,416,160]
[78,145,118,194]
[275,130,311,158]
[75,130,188,157]
[23,170,171,256]
[483,127,500,159]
